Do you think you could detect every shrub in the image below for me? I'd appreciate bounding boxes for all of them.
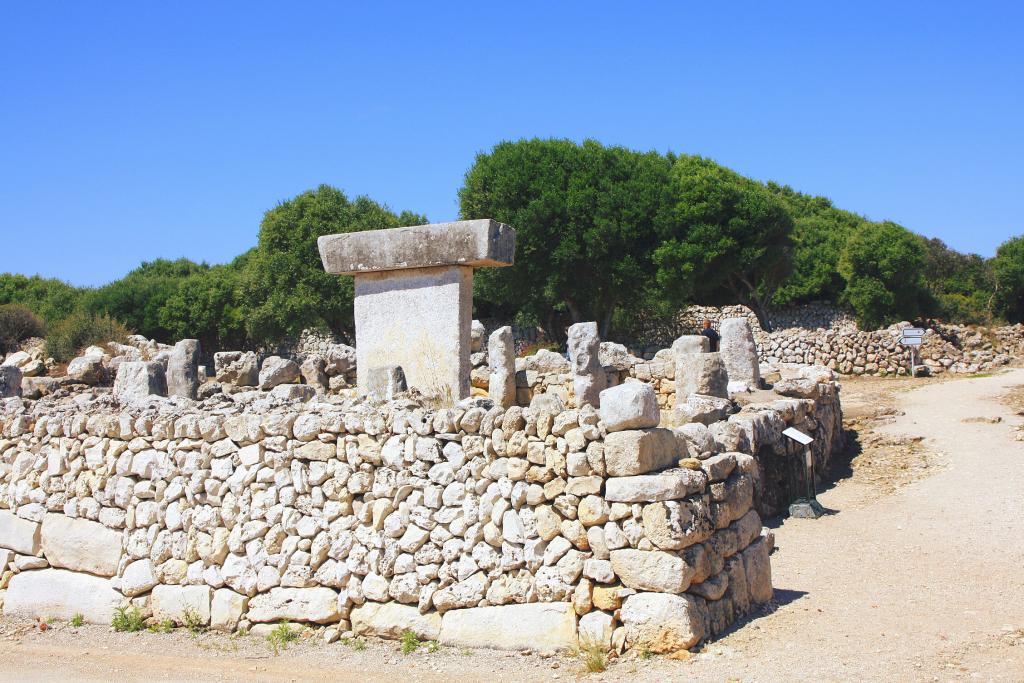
[0,304,45,355]
[111,606,146,632]
[46,311,131,362]
[400,629,421,655]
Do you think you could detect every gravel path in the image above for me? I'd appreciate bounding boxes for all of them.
[3,370,1023,682]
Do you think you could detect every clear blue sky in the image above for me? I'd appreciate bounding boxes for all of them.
[1,2,1021,287]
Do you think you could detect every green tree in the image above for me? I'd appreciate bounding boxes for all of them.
[240,185,426,343]
[837,221,930,329]
[0,273,83,325]
[921,237,994,323]
[652,156,794,330]
[992,235,1024,322]
[459,139,674,339]
[158,254,250,351]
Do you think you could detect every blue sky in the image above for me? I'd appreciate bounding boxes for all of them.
[1,2,1021,287]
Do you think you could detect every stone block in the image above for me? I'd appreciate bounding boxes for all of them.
[365,365,407,400]
[603,428,679,477]
[439,602,577,651]
[351,602,441,640]
[675,352,728,399]
[214,351,258,386]
[673,393,732,426]
[247,586,340,623]
[609,549,695,593]
[3,568,120,624]
[671,335,709,355]
[741,538,773,604]
[599,383,659,432]
[620,592,707,653]
[604,470,706,503]
[719,317,761,391]
[67,354,106,384]
[166,339,200,399]
[113,361,167,403]
[121,558,158,597]
[152,585,212,626]
[488,326,516,408]
[568,322,605,408]
[259,356,300,390]
[41,513,122,577]
[211,588,249,631]
[0,510,40,555]
[578,610,615,649]
[0,365,23,398]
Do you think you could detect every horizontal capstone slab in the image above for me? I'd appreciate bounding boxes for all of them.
[318,219,515,275]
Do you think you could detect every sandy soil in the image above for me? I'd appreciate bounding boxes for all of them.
[2,370,1023,682]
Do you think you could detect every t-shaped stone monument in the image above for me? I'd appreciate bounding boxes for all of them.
[318,219,515,399]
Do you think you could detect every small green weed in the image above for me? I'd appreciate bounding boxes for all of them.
[148,619,174,634]
[266,621,299,655]
[425,640,441,653]
[578,638,608,673]
[638,647,653,660]
[111,606,146,633]
[70,613,85,628]
[341,636,367,651]
[400,629,421,655]
[182,606,206,634]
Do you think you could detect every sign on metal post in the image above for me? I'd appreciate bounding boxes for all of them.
[782,428,823,519]
[900,327,926,376]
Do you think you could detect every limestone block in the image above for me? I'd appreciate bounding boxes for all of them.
[41,513,122,577]
[700,454,737,482]
[488,326,516,408]
[247,586,340,623]
[152,585,212,626]
[671,335,709,356]
[269,384,316,402]
[603,428,679,477]
[211,588,249,631]
[741,538,773,604]
[470,319,486,353]
[67,354,106,384]
[166,339,200,399]
[214,351,258,386]
[323,344,357,376]
[719,317,761,391]
[114,361,167,403]
[351,602,441,640]
[3,569,120,624]
[673,394,732,426]
[0,510,40,555]
[567,322,606,408]
[365,365,407,400]
[300,356,328,391]
[121,559,158,597]
[773,377,820,399]
[259,356,300,390]
[599,383,659,432]
[604,470,706,503]
[675,353,728,399]
[609,549,695,593]
[439,602,577,651]
[578,610,615,649]
[620,592,706,653]
[0,365,23,398]
[642,500,713,551]
[599,341,635,371]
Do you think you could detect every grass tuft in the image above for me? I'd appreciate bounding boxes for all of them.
[70,613,85,628]
[266,621,299,655]
[111,606,146,633]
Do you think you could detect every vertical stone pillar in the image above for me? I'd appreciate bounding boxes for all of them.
[719,317,761,392]
[167,339,200,399]
[487,326,516,408]
[675,353,728,399]
[567,321,605,408]
[319,220,515,400]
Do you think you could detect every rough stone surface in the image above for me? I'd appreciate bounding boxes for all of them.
[211,588,249,631]
[599,383,659,432]
[352,602,442,640]
[439,602,578,651]
[247,587,340,624]
[0,365,23,398]
[605,470,706,503]
[675,352,728,399]
[121,558,158,597]
[114,361,167,403]
[259,356,301,390]
[620,592,707,653]
[41,514,121,577]
[67,354,106,384]
[567,322,606,408]
[671,335,709,356]
[720,317,761,391]
[603,429,679,477]
[167,339,201,399]
[488,326,516,408]
[214,351,258,386]
[0,510,40,554]
[3,568,120,624]
[365,365,407,400]
[609,549,694,593]
[152,585,213,626]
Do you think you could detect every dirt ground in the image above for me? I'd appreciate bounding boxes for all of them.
[2,370,1023,682]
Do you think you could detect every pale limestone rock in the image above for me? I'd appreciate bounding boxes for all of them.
[166,339,200,399]
[598,382,659,432]
[300,356,328,391]
[642,500,713,551]
[599,341,634,371]
[609,549,695,593]
[323,344,357,376]
[567,322,605,408]
[352,602,441,639]
[114,361,167,403]
[152,585,212,626]
[0,510,40,555]
[604,470,705,503]
[211,588,249,631]
[121,559,157,597]
[578,610,615,648]
[3,568,120,624]
[67,354,106,384]
[439,602,577,651]
[620,592,706,653]
[742,538,773,604]
[214,351,258,386]
[671,335,709,356]
[259,356,300,390]
[603,429,679,477]
[41,514,121,577]
[470,319,486,353]
[675,352,728,399]
[719,318,761,391]
[247,586,340,623]
[488,326,516,408]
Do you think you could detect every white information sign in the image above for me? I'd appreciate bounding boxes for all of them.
[783,427,814,446]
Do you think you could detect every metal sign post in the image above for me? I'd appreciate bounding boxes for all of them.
[783,427,824,519]
[900,327,925,377]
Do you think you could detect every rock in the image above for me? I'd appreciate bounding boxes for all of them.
[365,365,407,400]
[324,344,357,376]
[300,356,328,391]
[599,342,635,371]
[152,585,212,626]
[0,365,23,398]
[121,559,158,597]
[609,549,695,593]
[673,393,732,426]
[578,610,615,649]
[113,361,167,403]
[671,335,710,355]
[620,592,706,653]
[439,602,578,651]
[214,351,258,386]
[259,356,300,390]
[742,538,773,604]
[3,568,120,624]
[21,376,59,399]
[269,384,317,402]
[522,348,570,374]
[488,326,516,409]
[470,320,486,353]
[567,322,606,408]
[352,602,441,639]
[700,454,737,482]
[675,353,728,399]
[41,514,121,577]
[719,318,761,391]
[772,378,819,399]
[211,588,249,631]
[642,500,713,551]
[603,429,679,477]
[599,383,659,432]
[166,339,201,399]
[247,587,340,623]
[0,510,39,555]
[604,470,705,503]
[67,353,107,384]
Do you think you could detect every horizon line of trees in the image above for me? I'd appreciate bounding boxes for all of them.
[2,138,1022,358]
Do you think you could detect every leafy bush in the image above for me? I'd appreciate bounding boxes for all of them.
[0,304,45,354]
[46,311,131,362]
[400,629,421,655]
[993,235,1024,323]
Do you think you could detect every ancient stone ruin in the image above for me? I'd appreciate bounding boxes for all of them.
[0,220,845,655]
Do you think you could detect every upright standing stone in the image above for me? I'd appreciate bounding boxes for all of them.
[114,361,167,404]
[487,326,516,408]
[567,322,605,408]
[0,365,23,398]
[671,335,709,356]
[319,220,515,399]
[166,339,200,399]
[675,353,728,399]
[719,318,761,392]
